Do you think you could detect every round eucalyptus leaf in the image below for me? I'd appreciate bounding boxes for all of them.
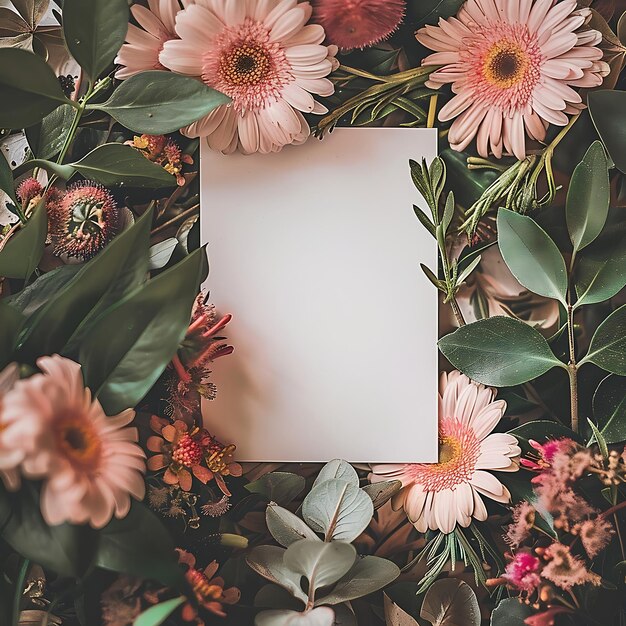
[489,598,533,625]
[266,503,320,547]
[497,208,567,304]
[438,316,563,387]
[312,460,360,489]
[420,579,480,626]
[583,304,626,375]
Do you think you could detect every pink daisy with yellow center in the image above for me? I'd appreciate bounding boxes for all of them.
[370,371,520,534]
[158,0,338,154]
[416,0,609,159]
[0,364,20,492]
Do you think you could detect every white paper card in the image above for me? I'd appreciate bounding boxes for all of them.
[201,128,438,462]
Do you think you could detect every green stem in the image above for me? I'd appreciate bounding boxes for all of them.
[566,303,579,434]
[437,226,466,327]
[12,558,29,626]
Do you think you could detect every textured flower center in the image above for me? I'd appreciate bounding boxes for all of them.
[186,568,222,604]
[69,200,106,240]
[484,44,528,88]
[172,434,204,467]
[55,416,102,469]
[202,18,293,112]
[406,418,481,492]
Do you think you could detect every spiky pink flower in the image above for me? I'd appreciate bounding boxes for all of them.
[159,0,338,154]
[16,178,43,209]
[312,0,406,50]
[503,552,542,592]
[416,0,609,159]
[505,501,536,548]
[370,371,520,534]
[578,517,614,559]
[541,543,601,590]
[52,181,120,260]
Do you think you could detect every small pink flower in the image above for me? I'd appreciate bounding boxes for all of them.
[520,438,576,471]
[312,0,406,50]
[0,355,146,528]
[541,543,601,590]
[578,517,614,559]
[505,501,536,549]
[503,552,542,593]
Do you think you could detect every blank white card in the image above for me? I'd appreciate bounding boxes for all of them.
[200,128,438,462]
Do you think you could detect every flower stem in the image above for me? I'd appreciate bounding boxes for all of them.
[12,558,29,626]
[566,303,579,433]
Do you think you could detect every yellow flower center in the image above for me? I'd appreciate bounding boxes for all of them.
[438,435,462,465]
[55,416,102,469]
[483,41,528,88]
[220,43,271,86]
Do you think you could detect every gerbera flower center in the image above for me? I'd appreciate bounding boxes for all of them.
[55,416,102,469]
[221,44,272,86]
[484,44,527,88]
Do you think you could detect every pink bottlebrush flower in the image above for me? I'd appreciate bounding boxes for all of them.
[578,517,614,559]
[541,543,601,591]
[312,0,406,50]
[158,0,339,154]
[16,178,43,209]
[52,181,120,260]
[416,0,609,160]
[503,551,542,593]
[370,371,521,534]
[115,0,186,79]
[505,501,537,549]
[0,364,20,491]
[0,355,146,528]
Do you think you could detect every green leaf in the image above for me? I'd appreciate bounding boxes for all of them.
[0,48,69,129]
[72,143,176,188]
[587,418,609,459]
[80,247,207,414]
[0,150,18,207]
[592,375,626,444]
[420,579,480,626]
[384,592,420,626]
[246,472,306,505]
[16,207,153,362]
[134,598,185,626]
[582,304,626,375]
[316,555,400,606]
[149,238,178,271]
[26,104,75,160]
[266,503,320,548]
[414,0,466,27]
[302,479,373,543]
[497,208,567,304]
[438,316,563,387]
[490,599,533,625]
[566,141,610,253]
[361,480,402,510]
[96,501,184,587]
[0,303,23,368]
[284,540,356,594]
[12,0,49,29]
[93,71,230,134]
[0,197,47,279]
[63,0,129,81]
[507,420,579,450]
[588,90,626,173]
[312,459,360,490]
[1,483,97,578]
[256,608,335,626]
[575,230,626,307]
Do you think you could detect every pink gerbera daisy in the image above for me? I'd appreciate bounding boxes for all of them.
[115,0,187,79]
[416,0,609,159]
[0,355,146,529]
[159,0,339,154]
[0,363,20,491]
[370,371,520,534]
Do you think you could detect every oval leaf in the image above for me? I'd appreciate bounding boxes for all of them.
[26,103,76,160]
[255,608,335,626]
[497,208,567,304]
[72,143,176,188]
[0,48,69,129]
[384,593,420,626]
[490,598,533,626]
[247,472,306,505]
[583,304,626,375]
[63,0,129,80]
[588,90,626,174]
[94,71,230,134]
[566,141,610,253]
[438,316,563,387]
[133,598,185,626]
[266,503,320,547]
[302,479,374,543]
[592,375,626,444]
[420,579,480,626]
[247,545,308,604]
[312,460,360,489]
[361,480,402,510]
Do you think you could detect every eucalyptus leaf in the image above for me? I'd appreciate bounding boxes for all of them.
[316,556,400,606]
[247,545,308,604]
[0,197,47,279]
[26,103,75,160]
[0,48,69,129]
[588,90,626,173]
[489,598,533,625]
[72,143,176,188]
[361,480,402,510]
[255,608,335,626]
[420,579,480,626]
[80,247,207,414]
[438,316,563,387]
[266,504,320,547]
[134,598,185,626]
[497,209,567,304]
[312,460,360,489]
[63,0,129,80]
[149,238,178,271]
[592,375,626,444]
[582,304,626,375]
[384,593,420,626]
[566,141,610,253]
[575,230,626,307]
[302,479,374,543]
[93,71,230,134]
[247,472,306,505]
[284,540,356,593]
